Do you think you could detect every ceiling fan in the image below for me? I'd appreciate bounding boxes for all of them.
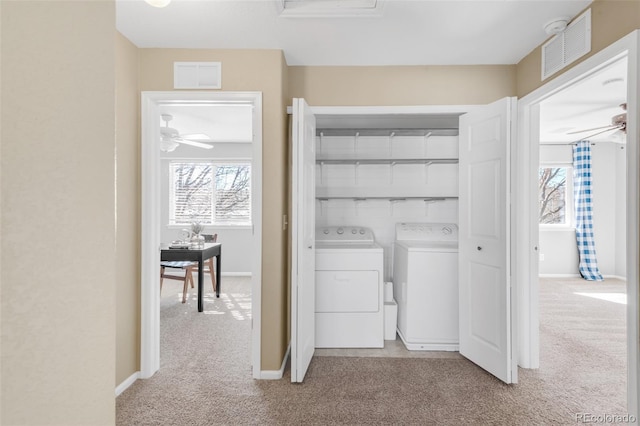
[566,103,627,140]
[159,113,214,152]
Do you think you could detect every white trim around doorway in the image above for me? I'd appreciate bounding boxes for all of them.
[516,31,639,416]
[139,91,263,380]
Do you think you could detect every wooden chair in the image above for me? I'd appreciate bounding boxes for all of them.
[160,260,196,303]
[186,233,218,293]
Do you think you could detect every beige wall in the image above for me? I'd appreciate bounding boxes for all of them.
[116,32,141,386]
[516,0,640,97]
[138,49,290,370]
[1,2,116,425]
[289,65,517,106]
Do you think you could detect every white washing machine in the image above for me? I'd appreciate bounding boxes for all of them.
[315,226,384,348]
[393,222,459,351]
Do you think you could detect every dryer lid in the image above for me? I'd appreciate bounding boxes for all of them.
[395,240,458,252]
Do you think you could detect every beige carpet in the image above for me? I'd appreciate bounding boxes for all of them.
[117,276,627,425]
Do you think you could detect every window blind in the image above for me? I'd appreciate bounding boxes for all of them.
[169,162,251,226]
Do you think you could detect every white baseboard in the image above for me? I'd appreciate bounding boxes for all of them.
[540,274,627,281]
[604,275,627,281]
[539,274,581,278]
[259,344,290,380]
[116,371,140,396]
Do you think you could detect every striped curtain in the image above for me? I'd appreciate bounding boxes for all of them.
[573,141,603,281]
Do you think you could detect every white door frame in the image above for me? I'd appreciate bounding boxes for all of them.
[516,31,639,415]
[140,91,263,379]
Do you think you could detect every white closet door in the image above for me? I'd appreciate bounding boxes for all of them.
[458,97,517,384]
[291,98,316,383]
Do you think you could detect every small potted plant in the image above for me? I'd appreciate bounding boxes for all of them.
[190,221,205,249]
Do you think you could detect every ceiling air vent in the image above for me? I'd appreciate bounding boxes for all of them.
[174,62,222,89]
[541,9,591,80]
[277,0,384,18]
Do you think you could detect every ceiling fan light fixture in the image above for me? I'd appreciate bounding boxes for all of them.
[145,0,171,8]
[160,126,180,139]
[159,139,179,152]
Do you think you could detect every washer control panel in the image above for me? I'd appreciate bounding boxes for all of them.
[395,222,458,242]
[316,226,375,244]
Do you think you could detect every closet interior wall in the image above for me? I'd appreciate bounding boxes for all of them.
[314,115,461,280]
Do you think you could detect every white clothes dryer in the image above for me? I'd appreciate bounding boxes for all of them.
[392,223,459,351]
[315,226,384,348]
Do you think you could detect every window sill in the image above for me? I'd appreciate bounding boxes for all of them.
[539,225,575,232]
[166,224,252,230]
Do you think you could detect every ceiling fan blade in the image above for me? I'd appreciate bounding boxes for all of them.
[183,137,215,143]
[179,133,212,141]
[572,125,625,142]
[566,124,618,135]
[175,138,214,149]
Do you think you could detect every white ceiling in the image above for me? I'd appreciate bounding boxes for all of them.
[116,0,592,66]
[159,104,254,142]
[539,57,628,143]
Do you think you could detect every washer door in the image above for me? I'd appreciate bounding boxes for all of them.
[315,270,379,313]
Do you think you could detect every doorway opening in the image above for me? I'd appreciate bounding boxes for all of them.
[290,101,518,384]
[537,56,628,411]
[140,91,263,380]
[517,31,639,416]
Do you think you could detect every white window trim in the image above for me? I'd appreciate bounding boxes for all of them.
[539,163,574,229]
[168,159,252,227]
[166,224,252,230]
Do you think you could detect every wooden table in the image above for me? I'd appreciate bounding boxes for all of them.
[161,243,221,312]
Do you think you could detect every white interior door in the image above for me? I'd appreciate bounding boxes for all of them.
[459,97,517,384]
[291,98,316,383]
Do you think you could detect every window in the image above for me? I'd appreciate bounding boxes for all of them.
[539,166,572,226]
[169,161,251,226]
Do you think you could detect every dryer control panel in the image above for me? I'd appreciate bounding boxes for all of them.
[395,222,458,242]
[316,226,375,244]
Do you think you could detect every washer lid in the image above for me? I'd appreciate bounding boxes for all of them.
[395,222,458,242]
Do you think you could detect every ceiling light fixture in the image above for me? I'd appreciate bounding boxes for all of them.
[159,139,179,153]
[543,17,570,35]
[145,0,171,8]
